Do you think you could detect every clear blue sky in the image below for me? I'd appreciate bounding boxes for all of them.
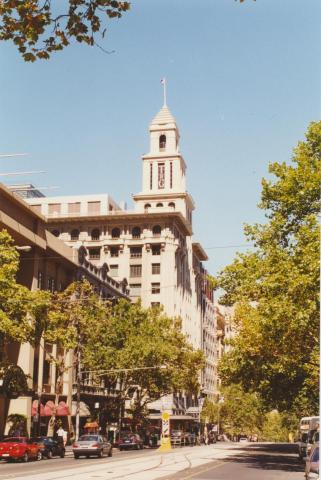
[0,0,320,275]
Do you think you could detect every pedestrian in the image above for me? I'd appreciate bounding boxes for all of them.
[56,426,66,446]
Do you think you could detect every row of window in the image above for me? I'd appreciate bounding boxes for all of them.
[109,263,161,278]
[52,225,164,241]
[144,202,175,211]
[129,283,161,295]
[33,201,115,216]
[81,245,162,261]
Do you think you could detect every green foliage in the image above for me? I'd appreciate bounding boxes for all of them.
[261,411,288,442]
[0,0,130,61]
[7,413,27,436]
[0,229,51,350]
[218,122,321,415]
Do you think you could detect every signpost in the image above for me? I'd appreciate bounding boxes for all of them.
[158,411,172,451]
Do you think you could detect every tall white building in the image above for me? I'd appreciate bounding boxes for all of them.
[26,103,217,416]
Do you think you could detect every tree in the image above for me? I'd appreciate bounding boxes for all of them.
[218,122,320,416]
[202,385,262,438]
[261,411,288,442]
[82,300,205,429]
[0,229,51,357]
[0,0,130,62]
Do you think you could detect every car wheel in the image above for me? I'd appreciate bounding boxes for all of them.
[97,450,103,458]
[108,448,113,457]
[119,447,123,452]
[47,450,53,459]
[60,450,65,458]
[22,452,29,463]
[74,454,79,459]
[135,444,139,450]
[37,451,42,461]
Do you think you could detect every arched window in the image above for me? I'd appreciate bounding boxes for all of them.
[159,134,166,151]
[51,229,60,237]
[91,228,100,241]
[156,203,163,208]
[152,225,161,237]
[168,202,175,210]
[111,227,121,239]
[132,226,141,239]
[144,203,151,212]
[70,229,80,241]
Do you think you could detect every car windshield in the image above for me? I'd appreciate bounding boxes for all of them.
[1,438,24,443]
[312,447,319,462]
[79,435,99,442]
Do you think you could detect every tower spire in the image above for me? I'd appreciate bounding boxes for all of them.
[160,78,167,106]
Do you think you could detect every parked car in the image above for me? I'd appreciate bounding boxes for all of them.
[30,437,65,459]
[305,443,319,479]
[72,435,112,459]
[119,433,144,451]
[0,437,41,462]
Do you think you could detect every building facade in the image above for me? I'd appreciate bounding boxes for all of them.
[26,104,218,419]
[0,183,129,436]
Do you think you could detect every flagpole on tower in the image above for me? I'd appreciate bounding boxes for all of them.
[161,78,167,106]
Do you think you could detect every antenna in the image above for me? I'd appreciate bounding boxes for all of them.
[0,153,28,158]
[0,171,45,177]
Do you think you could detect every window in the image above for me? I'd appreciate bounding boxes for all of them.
[47,277,55,293]
[51,229,60,237]
[37,271,43,290]
[158,163,165,189]
[168,202,175,210]
[109,204,113,211]
[170,162,173,188]
[109,265,119,277]
[132,227,141,239]
[152,245,161,256]
[156,203,163,208]
[68,202,80,215]
[111,227,121,239]
[70,229,80,241]
[130,247,142,258]
[151,283,160,294]
[144,203,151,212]
[129,284,141,296]
[88,201,101,215]
[88,248,100,260]
[159,134,166,151]
[150,163,153,189]
[91,228,100,241]
[152,263,160,274]
[110,246,119,257]
[48,203,61,216]
[152,225,161,237]
[130,264,142,277]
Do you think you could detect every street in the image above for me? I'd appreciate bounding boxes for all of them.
[0,443,304,480]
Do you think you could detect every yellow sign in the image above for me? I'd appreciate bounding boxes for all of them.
[158,411,172,451]
[162,412,170,421]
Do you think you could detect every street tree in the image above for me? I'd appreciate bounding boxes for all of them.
[83,300,205,430]
[202,384,262,438]
[0,229,51,356]
[218,122,321,415]
[0,0,130,62]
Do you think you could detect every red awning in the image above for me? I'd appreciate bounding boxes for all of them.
[31,400,45,417]
[56,401,70,416]
[44,400,55,416]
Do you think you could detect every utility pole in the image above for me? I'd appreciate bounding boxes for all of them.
[75,328,81,441]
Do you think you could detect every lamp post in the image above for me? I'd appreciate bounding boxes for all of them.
[217,395,224,437]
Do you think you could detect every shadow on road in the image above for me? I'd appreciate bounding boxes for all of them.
[221,443,304,473]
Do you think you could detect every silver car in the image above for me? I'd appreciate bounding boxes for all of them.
[305,443,319,480]
[72,435,112,459]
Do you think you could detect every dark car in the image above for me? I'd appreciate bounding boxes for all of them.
[119,433,143,451]
[30,437,65,459]
[305,443,319,479]
[72,435,112,459]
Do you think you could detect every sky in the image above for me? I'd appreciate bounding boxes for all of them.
[0,0,320,275]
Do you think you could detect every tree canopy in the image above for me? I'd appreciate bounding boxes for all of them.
[217,122,320,416]
[0,0,130,62]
